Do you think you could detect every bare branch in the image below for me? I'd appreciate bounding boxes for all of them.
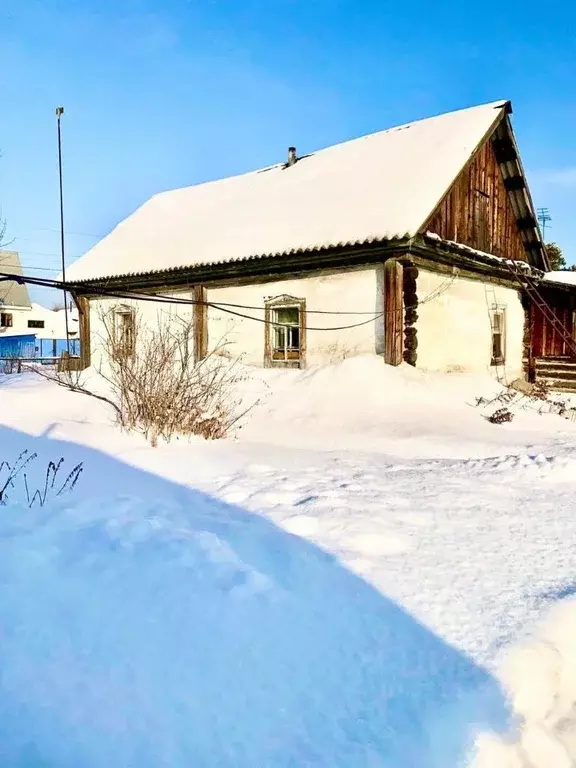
[28,306,258,445]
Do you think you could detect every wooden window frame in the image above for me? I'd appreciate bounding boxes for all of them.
[0,312,13,329]
[113,305,136,359]
[264,295,306,369]
[490,307,506,366]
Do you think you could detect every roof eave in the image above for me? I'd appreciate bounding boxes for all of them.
[69,237,413,292]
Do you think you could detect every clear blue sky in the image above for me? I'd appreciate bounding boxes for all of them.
[2,0,576,305]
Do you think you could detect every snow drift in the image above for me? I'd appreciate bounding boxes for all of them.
[472,597,576,767]
[0,494,504,767]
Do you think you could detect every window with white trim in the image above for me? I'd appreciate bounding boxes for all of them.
[491,308,506,365]
[265,296,305,368]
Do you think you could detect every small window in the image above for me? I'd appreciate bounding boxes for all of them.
[114,308,136,358]
[474,189,490,253]
[0,312,13,328]
[28,320,45,329]
[265,296,305,368]
[491,309,506,364]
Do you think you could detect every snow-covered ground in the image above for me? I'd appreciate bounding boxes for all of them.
[1,356,576,766]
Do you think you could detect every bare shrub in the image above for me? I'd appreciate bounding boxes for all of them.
[475,376,576,424]
[488,407,514,425]
[34,308,255,446]
[528,380,551,402]
[1,352,21,375]
[98,310,251,445]
[0,450,83,507]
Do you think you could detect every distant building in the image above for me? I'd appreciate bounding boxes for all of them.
[0,251,79,357]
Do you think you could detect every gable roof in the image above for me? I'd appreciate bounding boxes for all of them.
[66,100,533,284]
[0,251,32,308]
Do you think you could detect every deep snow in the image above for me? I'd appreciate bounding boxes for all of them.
[1,356,576,766]
[0,495,503,767]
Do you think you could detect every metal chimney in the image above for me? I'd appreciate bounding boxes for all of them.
[287,146,297,166]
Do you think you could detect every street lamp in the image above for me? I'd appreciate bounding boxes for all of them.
[56,106,71,355]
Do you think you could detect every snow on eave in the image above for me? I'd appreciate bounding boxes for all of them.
[424,233,541,276]
[542,271,576,288]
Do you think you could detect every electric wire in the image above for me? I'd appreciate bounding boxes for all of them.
[0,270,457,332]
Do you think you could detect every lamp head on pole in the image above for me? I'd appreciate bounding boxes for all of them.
[56,106,64,117]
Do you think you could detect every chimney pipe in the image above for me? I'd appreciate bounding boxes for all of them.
[287,146,297,166]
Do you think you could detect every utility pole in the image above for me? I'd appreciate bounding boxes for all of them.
[56,106,71,355]
[537,207,552,241]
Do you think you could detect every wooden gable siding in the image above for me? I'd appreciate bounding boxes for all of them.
[424,137,527,262]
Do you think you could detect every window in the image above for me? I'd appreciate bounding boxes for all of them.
[491,308,506,364]
[474,189,490,253]
[114,308,136,358]
[28,320,45,329]
[0,312,13,328]
[265,296,305,368]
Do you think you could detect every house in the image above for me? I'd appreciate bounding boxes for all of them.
[0,251,33,326]
[0,251,80,357]
[64,100,551,383]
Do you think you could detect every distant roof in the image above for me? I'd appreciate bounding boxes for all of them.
[0,251,32,308]
[66,100,516,283]
[543,271,576,287]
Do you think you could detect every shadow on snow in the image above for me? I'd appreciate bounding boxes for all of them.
[0,425,508,767]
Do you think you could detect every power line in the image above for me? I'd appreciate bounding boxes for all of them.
[0,263,61,273]
[14,228,104,239]
[0,270,457,332]
[10,249,82,260]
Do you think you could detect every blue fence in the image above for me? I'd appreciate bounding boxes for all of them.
[0,334,37,358]
[35,338,80,358]
[0,334,80,359]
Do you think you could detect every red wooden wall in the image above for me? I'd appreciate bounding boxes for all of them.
[531,302,574,358]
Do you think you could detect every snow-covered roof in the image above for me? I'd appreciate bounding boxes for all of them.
[66,100,509,283]
[0,251,32,307]
[543,271,576,287]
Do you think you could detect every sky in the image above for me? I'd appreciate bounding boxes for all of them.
[1,0,576,306]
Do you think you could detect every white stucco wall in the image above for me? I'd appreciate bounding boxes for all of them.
[207,267,382,366]
[88,291,194,370]
[83,265,525,381]
[416,268,525,379]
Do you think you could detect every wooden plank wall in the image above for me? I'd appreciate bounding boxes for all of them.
[193,285,208,363]
[77,296,91,370]
[531,290,575,358]
[384,260,404,365]
[425,138,527,262]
